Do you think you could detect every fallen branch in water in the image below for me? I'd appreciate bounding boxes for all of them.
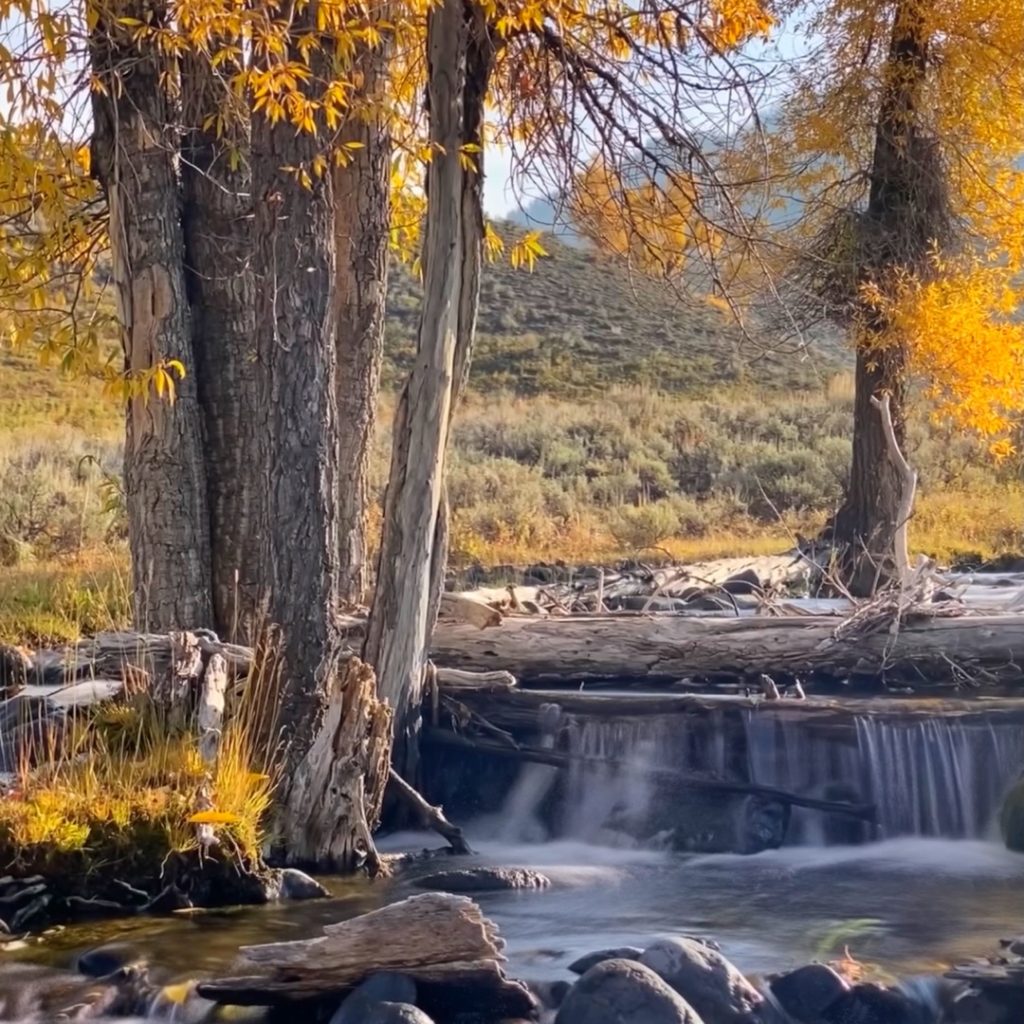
[388,767,473,855]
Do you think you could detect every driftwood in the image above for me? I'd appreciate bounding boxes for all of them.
[195,654,228,850]
[423,728,876,822]
[430,612,1024,684]
[872,393,917,585]
[197,893,536,1018]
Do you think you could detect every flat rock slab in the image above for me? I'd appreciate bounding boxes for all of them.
[412,868,551,893]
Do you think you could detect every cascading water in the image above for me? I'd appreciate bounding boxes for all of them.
[546,703,1024,845]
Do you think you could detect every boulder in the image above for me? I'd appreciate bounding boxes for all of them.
[821,984,929,1024]
[331,973,419,1024]
[569,948,646,975]
[640,937,762,1024]
[278,868,330,901]
[769,964,850,1023]
[76,943,144,979]
[721,569,762,595]
[355,1005,434,1024]
[555,959,704,1024]
[412,867,551,893]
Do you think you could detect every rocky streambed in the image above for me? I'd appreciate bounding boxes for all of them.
[0,838,1022,1024]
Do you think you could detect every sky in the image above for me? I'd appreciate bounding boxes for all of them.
[479,24,813,219]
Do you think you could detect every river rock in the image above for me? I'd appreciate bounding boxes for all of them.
[347,1004,433,1024]
[769,964,850,1023]
[555,959,704,1024]
[412,867,551,892]
[77,942,145,978]
[331,973,419,1024]
[821,983,928,1024]
[278,868,330,900]
[0,645,30,695]
[721,569,762,595]
[569,947,646,975]
[530,979,572,1008]
[640,937,763,1024]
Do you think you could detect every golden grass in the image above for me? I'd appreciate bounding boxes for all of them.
[3,483,1016,647]
[0,548,131,644]
[0,663,278,885]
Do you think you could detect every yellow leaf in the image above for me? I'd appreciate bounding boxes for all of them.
[188,810,242,825]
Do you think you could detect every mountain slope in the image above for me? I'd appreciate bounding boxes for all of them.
[384,225,848,397]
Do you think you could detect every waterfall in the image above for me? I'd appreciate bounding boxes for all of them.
[548,705,1024,845]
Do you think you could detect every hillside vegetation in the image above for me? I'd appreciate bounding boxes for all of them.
[385,227,848,396]
[0,233,1020,641]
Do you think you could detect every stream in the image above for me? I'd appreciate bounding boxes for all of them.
[2,683,1024,1019]
[1,833,1022,1007]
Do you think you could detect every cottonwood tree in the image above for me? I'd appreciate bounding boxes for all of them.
[0,0,400,863]
[758,0,1024,594]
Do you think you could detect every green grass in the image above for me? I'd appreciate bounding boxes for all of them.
[383,224,849,396]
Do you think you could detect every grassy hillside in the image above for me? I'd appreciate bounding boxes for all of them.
[384,227,848,396]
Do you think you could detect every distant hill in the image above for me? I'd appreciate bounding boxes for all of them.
[383,224,848,397]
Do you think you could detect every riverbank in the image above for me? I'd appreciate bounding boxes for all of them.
[1,836,1023,1022]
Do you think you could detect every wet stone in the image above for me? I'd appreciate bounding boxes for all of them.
[76,942,145,978]
[821,984,930,1024]
[769,963,850,1023]
[331,973,418,1024]
[569,947,646,975]
[640,937,763,1024]
[555,959,704,1024]
[412,867,551,893]
[278,868,330,901]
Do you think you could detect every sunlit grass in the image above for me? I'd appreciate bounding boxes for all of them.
[0,548,131,643]
[0,660,279,887]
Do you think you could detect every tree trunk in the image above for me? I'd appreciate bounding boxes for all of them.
[89,0,213,631]
[334,44,392,607]
[365,0,468,779]
[250,14,386,868]
[833,1,931,596]
[180,53,260,641]
[833,346,908,595]
[427,7,493,629]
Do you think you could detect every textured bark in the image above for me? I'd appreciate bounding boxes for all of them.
[365,0,468,779]
[89,0,212,630]
[197,894,537,1018]
[427,7,494,629]
[181,53,260,641]
[250,10,385,867]
[429,613,1024,685]
[334,45,392,606]
[833,2,931,596]
[834,345,908,595]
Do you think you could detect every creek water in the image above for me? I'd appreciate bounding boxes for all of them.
[2,696,1024,1020]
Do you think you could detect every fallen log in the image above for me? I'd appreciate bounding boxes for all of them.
[422,728,876,822]
[196,893,536,1018]
[430,612,1024,684]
